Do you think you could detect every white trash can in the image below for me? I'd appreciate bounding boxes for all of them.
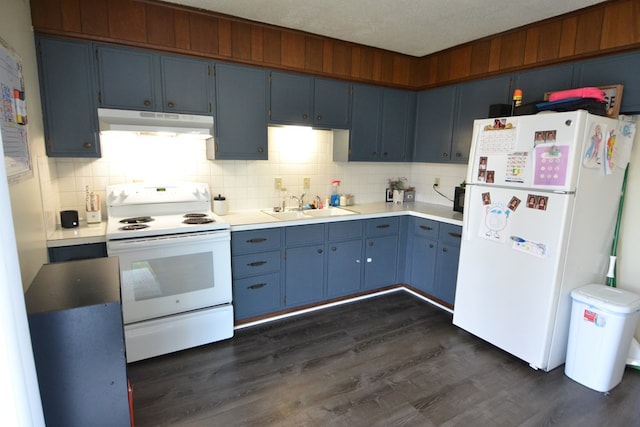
[564,284,640,392]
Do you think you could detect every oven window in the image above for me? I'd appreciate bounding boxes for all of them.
[123,252,214,301]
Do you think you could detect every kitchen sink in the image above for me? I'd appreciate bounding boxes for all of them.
[261,207,356,220]
[303,207,356,217]
[261,209,310,220]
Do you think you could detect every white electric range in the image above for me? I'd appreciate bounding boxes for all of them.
[106,182,233,362]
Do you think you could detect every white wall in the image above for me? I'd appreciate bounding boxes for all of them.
[617,123,640,304]
[50,126,467,224]
[0,0,48,424]
[2,0,48,288]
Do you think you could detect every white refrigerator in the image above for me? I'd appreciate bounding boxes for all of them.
[452,110,635,371]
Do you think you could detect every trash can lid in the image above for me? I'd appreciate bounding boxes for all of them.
[571,284,640,314]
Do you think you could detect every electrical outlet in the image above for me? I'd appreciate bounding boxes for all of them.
[303,177,310,189]
[274,177,282,190]
[434,177,440,187]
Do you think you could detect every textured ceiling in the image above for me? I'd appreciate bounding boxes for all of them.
[161,0,605,56]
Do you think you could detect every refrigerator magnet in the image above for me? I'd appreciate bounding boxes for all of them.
[536,196,548,210]
[507,196,521,211]
[481,192,491,205]
[486,170,495,183]
[479,156,487,170]
[526,194,537,208]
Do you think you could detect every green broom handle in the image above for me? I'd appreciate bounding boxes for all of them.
[607,164,630,288]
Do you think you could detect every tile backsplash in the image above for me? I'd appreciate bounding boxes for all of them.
[42,126,466,232]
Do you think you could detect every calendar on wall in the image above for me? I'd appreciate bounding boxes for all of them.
[0,37,32,184]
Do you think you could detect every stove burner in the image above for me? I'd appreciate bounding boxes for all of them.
[120,216,155,224]
[183,217,215,225]
[119,224,150,231]
[184,213,208,218]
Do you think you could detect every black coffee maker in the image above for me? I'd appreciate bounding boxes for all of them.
[453,186,465,213]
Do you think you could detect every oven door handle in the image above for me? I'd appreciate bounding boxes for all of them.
[107,230,229,251]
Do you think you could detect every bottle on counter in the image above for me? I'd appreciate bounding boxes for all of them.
[330,180,341,206]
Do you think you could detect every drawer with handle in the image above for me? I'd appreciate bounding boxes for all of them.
[231,228,282,254]
[232,272,281,319]
[439,223,462,246]
[232,250,281,278]
[412,217,440,239]
[365,217,400,236]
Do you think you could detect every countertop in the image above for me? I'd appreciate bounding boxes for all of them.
[47,221,108,248]
[225,201,463,231]
[46,202,463,247]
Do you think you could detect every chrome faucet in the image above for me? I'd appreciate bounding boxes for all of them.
[291,193,305,210]
[314,195,322,208]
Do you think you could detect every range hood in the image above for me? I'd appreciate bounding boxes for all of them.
[97,108,213,138]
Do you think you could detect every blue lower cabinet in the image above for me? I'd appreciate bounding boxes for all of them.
[434,243,460,305]
[233,272,281,319]
[433,223,462,305]
[285,244,325,307]
[327,239,363,298]
[409,236,438,295]
[363,234,398,290]
[406,218,461,307]
[48,243,107,263]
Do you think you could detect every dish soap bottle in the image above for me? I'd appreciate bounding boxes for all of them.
[330,180,341,206]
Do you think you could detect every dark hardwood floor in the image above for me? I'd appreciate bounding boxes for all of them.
[127,291,640,426]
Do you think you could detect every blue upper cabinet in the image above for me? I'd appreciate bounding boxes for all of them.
[349,83,381,161]
[160,55,213,114]
[97,46,156,111]
[350,84,415,162]
[36,36,100,157]
[451,75,511,164]
[313,78,351,129]
[414,75,510,164]
[214,63,268,160]
[269,71,313,125]
[97,45,213,115]
[513,64,574,104]
[269,71,350,128]
[573,51,640,114]
[380,88,416,162]
[413,85,456,163]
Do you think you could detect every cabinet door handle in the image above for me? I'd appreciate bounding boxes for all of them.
[419,225,433,231]
[317,248,323,254]
[368,241,374,247]
[302,113,309,120]
[448,232,462,239]
[442,152,449,157]
[331,246,337,251]
[442,247,448,253]
[167,101,175,109]
[143,100,151,106]
[258,147,264,153]
[316,115,322,121]
[429,243,434,248]
[248,283,267,290]
[83,142,93,148]
[376,224,390,229]
[247,238,267,243]
[455,152,462,158]
[248,261,267,267]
